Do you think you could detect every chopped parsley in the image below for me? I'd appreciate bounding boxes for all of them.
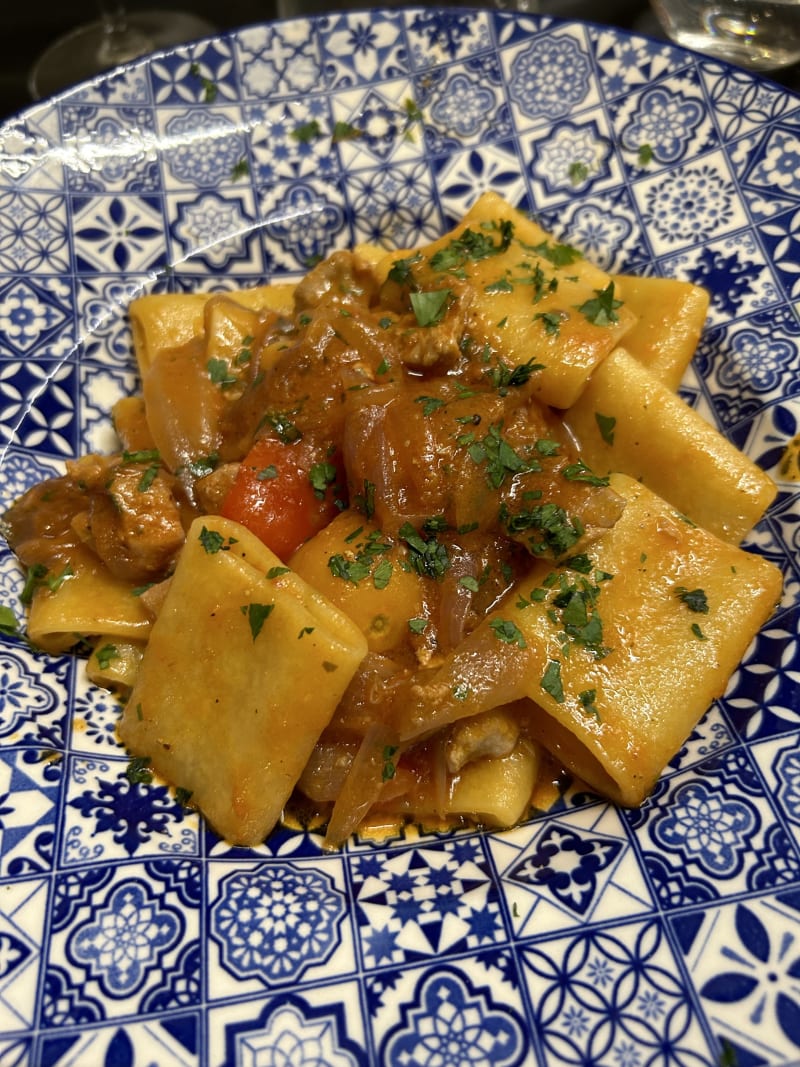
[415,395,447,416]
[230,157,249,180]
[137,463,160,492]
[541,660,565,702]
[569,161,590,185]
[292,119,322,142]
[485,356,544,392]
[332,120,363,142]
[125,755,153,785]
[207,357,238,388]
[382,744,399,781]
[408,617,428,634]
[674,586,709,613]
[309,461,338,498]
[429,220,514,273]
[465,422,536,489]
[500,501,585,558]
[0,605,22,640]
[95,644,119,670]
[328,530,393,586]
[562,460,610,487]
[534,310,565,336]
[260,411,302,443]
[410,289,452,327]
[20,562,73,603]
[199,526,227,554]
[580,688,600,719]
[489,618,527,648]
[398,522,450,580]
[243,602,274,640]
[638,143,654,166]
[595,412,616,445]
[525,239,583,267]
[577,282,623,327]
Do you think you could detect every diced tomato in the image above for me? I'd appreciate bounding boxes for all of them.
[220,437,343,559]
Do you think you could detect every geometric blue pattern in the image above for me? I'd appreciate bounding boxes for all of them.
[1,9,799,1065]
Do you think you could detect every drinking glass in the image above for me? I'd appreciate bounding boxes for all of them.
[29,3,216,100]
[650,0,800,70]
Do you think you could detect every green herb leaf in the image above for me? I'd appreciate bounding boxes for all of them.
[595,412,616,445]
[577,282,623,327]
[398,522,450,580]
[207,357,238,387]
[292,119,322,142]
[199,526,226,554]
[95,643,119,670]
[675,586,709,613]
[489,618,527,648]
[245,602,274,640]
[125,755,153,785]
[309,461,338,498]
[0,605,22,639]
[332,120,363,142]
[410,289,452,327]
[541,660,565,702]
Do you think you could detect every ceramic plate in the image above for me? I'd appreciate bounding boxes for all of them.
[0,9,798,1065]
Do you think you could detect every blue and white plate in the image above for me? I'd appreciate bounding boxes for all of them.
[1,9,799,1065]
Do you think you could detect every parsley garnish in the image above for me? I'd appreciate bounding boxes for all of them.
[198,526,226,554]
[231,157,249,180]
[122,448,160,464]
[638,143,654,166]
[292,119,322,142]
[261,411,302,443]
[243,602,274,640]
[309,461,338,498]
[415,395,447,416]
[382,744,399,780]
[408,617,428,634]
[595,412,616,445]
[577,282,623,327]
[569,161,590,185]
[0,605,22,640]
[398,522,450,580]
[562,460,610,487]
[410,289,452,327]
[328,530,393,586]
[485,356,544,392]
[525,239,583,267]
[580,688,600,719]
[501,502,585,558]
[466,423,535,489]
[489,618,527,648]
[207,357,238,388]
[125,755,153,785]
[534,310,565,336]
[332,120,363,142]
[541,660,565,702]
[675,586,709,613]
[95,644,119,670]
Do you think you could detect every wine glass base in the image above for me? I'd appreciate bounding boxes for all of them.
[29,10,216,100]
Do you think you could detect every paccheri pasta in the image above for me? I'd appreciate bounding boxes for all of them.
[1,192,783,848]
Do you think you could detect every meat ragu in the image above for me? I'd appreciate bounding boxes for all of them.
[2,191,781,848]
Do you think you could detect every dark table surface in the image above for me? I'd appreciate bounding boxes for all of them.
[2,0,799,124]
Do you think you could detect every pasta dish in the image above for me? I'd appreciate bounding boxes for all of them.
[1,192,782,848]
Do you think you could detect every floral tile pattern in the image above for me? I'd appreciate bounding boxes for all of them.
[0,9,798,1066]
